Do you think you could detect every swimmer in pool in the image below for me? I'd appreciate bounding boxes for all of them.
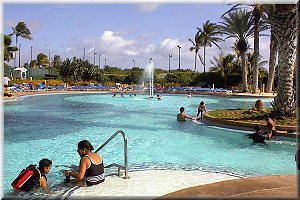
[177,107,199,121]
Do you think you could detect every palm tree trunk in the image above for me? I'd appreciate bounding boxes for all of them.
[252,11,261,94]
[241,52,248,92]
[194,51,197,72]
[14,36,18,68]
[203,46,206,72]
[271,4,296,117]
[266,29,278,93]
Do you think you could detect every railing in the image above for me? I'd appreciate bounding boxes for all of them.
[95,130,129,179]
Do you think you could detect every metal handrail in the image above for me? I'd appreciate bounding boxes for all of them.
[95,130,129,179]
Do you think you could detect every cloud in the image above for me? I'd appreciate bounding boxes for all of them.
[87,47,95,53]
[4,20,18,28]
[28,20,41,32]
[136,4,160,14]
[100,31,137,53]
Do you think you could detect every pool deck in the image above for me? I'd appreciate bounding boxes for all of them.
[60,170,297,199]
[158,174,298,199]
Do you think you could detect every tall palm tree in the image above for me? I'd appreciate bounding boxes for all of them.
[31,53,50,69]
[188,30,203,72]
[220,10,254,92]
[197,20,223,72]
[11,21,33,45]
[10,21,33,67]
[223,5,268,94]
[263,5,278,93]
[210,53,235,87]
[4,34,18,62]
[245,52,268,89]
[270,4,296,117]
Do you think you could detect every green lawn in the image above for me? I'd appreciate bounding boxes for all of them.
[208,108,296,127]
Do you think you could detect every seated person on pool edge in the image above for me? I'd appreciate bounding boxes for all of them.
[177,107,199,121]
[64,140,105,186]
[247,125,270,143]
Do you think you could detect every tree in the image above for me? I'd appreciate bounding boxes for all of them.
[59,58,73,79]
[4,34,18,62]
[197,20,223,72]
[220,10,254,92]
[11,21,32,45]
[263,5,278,93]
[10,22,33,67]
[31,53,50,69]
[245,52,268,90]
[210,53,235,87]
[223,5,268,94]
[270,4,296,117]
[189,30,203,72]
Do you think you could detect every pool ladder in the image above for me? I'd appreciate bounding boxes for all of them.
[95,130,129,179]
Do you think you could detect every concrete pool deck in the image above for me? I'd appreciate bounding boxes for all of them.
[61,169,240,199]
[159,174,298,199]
[60,170,297,199]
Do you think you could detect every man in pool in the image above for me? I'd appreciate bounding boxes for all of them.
[177,107,199,121]
[247,125,271,143]
[264,114,276,138]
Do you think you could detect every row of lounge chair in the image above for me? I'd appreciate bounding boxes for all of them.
[9,83,117,92]
[162,87,232,93]
[9,82,232,93]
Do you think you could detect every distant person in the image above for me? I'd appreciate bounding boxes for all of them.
[186,92,192,98]
[247,125,270,143]
[64,140,105,187]
[197,101,206,121]
[3,74,10,87]
[120,93,124,97]
[296,148,300,170]
[12,159,52,193]
[4,85,12,97]
[177,107,199,121]
[264,114,276,138]
[112,93,117,97]
[157,94,162,100]
[29,82,34,91]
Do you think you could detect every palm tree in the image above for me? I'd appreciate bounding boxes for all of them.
[245,52,268,89]
[197,20,223,72]
[209,53,235,87]
[188,30,203,72]
[11,21,32,45]
[10,22,33,67]
[223,5,268,94]
[4,34,18,62]
[220,10,254,92]
[262,5,277,93]
[270,4,296,118]
[31,53,50,69]
[52,55,62,66]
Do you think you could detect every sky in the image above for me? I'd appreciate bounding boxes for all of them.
[3,3,275,72]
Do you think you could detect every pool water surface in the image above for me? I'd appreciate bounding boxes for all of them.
[3,93,296,195]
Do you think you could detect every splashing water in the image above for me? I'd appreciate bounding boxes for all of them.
[143,61,154,98]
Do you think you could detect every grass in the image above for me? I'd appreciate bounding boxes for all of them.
[208,108,296,127]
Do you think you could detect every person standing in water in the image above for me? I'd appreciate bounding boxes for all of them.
[197,101,206,121]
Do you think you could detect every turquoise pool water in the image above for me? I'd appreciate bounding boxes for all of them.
[4,93,296,195]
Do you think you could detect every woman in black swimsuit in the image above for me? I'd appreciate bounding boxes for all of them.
[64,140,105,186]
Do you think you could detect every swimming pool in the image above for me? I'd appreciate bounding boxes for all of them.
[3,92,296,195]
